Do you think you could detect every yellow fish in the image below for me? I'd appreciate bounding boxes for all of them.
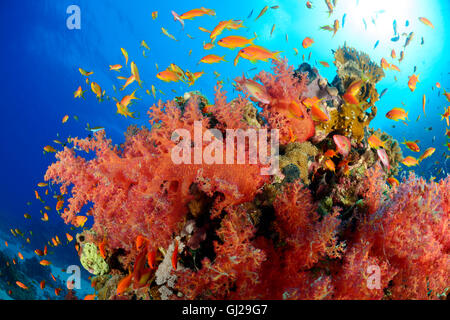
[121,48,128,66]
[78,68,93,77]
[73,86,85,98]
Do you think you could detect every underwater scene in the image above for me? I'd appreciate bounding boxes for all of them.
[0,0,448,301]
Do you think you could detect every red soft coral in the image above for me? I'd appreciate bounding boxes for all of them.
[254,59,315,144]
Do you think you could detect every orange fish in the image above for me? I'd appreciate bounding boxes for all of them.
[342,80,363,105]
[16,281,28,290]
[180,7,215,20]
[156,70,180,82]
[55,288,62,296]
[199,54,226,64]
[368,135,386,149]
[441,106,450,126]
[236,45,280,64]
[443,90,450,103]
[324,149,337,158]
[402,140,420,152]
[37,182,48,187]
[311,103,329,122]
[210,20,233,41]
[120,74,136,91]
[44,245,48,255]
[408,74,419,92]
[325,159,335,172]
[116,272,132,295]
[391,49,396,59]
[50,273,56,281]
[319,61,329,67]
[84,294,97,300]
[203,41,214,50]
[151,11,158,20]
[40,260,52,266]
[217,35,256,49]
[43,145,56,153]
[66,233,73,242]
[418,17,434,28]
[18,252,24,260]
[35,249,44,256]
[41,213,49,221]
[40,280,45,289]
[74,215,88,227]
[73,86,85,98]
[422,94,426,116]
[390,64,400,72]
[109,64,122,71]
[436,82,441,88]
[387,177,400,187]
[56,200,64,211]
[4,241,8,247]
[380,58,390,70]
[401,156,419,167]
[302,37,314,48]
[62,115,69,123]
[386,108,408,121]
[419,147,435,162]
[98,239,107,259]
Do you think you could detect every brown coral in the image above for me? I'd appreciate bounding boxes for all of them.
[279,142,318,185]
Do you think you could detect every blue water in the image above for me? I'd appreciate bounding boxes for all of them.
[0,0,449,299]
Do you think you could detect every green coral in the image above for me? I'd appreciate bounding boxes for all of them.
[80,242,109,275]
[279,142,318,185]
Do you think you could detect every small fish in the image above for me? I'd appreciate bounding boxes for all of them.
[62,115,69,124]
[199,54,226,64]
[270,24,276,37]
[407,74,419,92]
[332,19,339,36]
[419,147,435,162]
[387,177,400,187]
[325,159,335,172]
[247,9,253,19]
[401,156,419,167]
[255,6,269,21]
[109,64,122,72]
[161,27,177,41]
[306,1,312,9]
[16,281,29,290]
[78,68,93,77]
[380,58,390,70]
[302,37,314,48]
[391,35,400,42]
[285,33,288,42]
[422,94,426,117]
[393,20,397,35]
[85,124,105,133]
[120,48,128,66]
[386,108,409,121]
[390,64,400,72]
[320,25,334,32]
[391,49,396,59]
[421,37,424,45]
[333,134,351,158]
[40,260,52,266]
[342,13,346,28]
[217,35,256,49]
[319,61,329,67]
[140,40,150,50]
[363,18,367,30]
[405,20,409,27]
[151,11,158,20]
[342,80,363,105]
[377,148,390,170]
[418,17,434,28]
[43,145,56,153]
[402,140,420,152]
[373,40,380,49]
[368,135,386,149]
[198,27,211,33]
[404,32,414,49]
[73,86,85,99]
[325,0,333,16]
[399,51,405,63]
[171,11,184,29]
[379,88,388,98]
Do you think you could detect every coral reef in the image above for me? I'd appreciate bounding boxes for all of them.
[44,52,449,300]
[80,243,109,275]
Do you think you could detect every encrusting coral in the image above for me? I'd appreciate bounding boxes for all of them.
[44,53,449,300]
